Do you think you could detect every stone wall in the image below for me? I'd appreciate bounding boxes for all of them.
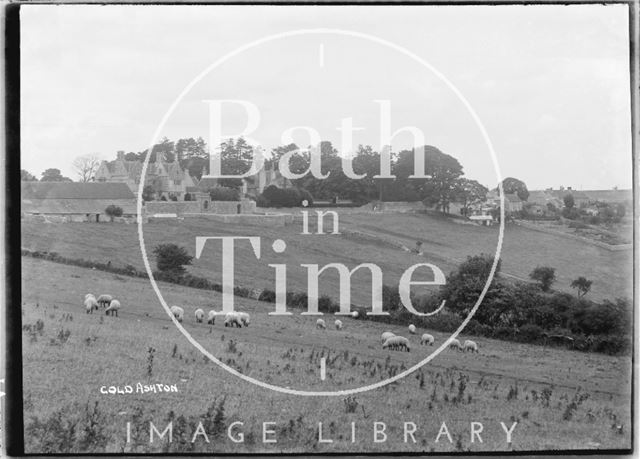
[145,201,202,216]
[183,213,291,227]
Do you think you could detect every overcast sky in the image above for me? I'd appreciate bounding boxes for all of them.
[21,4,632,190]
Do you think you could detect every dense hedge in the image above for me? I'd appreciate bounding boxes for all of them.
[258,185,313,208]
[208,186,240,201]
[21,249,630,355]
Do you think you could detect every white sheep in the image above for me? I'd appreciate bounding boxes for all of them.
[207,310,217,325]
[316,318,326,329]
[97,294,113,309]
[464,339,479,353]
[105,299,121,317]
[237,312,250,327]
[382,336,411,352]
[85,293,96,301]
[335,319,343,330]
[449,338,462,351]
[84,296,98,314]
[194,308,205,323]
[170,305,184,323]
[381,331,396,344]
[224,312,243,328]
[352,311,359,319]
[421,333,435,346]
[408,324,417,334]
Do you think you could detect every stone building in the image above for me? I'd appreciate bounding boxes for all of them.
[95,151,196,200]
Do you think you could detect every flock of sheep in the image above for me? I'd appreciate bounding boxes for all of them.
[379,324,479,353]
[84,293,479,354]
[84,293,121,316]
[313,315,479,354]
[168,305,251,328]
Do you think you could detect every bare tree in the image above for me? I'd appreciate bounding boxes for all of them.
[73,154,101,182]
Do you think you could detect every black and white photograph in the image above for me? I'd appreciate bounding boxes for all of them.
[8,1,636,455]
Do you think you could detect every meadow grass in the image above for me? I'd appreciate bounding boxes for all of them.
[21,257,631,453]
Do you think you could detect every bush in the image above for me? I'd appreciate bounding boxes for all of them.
[568,221,588,229]
[260,185,302,207]
[104,205,123,221]
[258,289,276,302]
[153,244,193,274]
[518,324,544,342]
[255,194,271,208]
[529,266,556,292]
[209,186,240,201]
[562,207,581,220]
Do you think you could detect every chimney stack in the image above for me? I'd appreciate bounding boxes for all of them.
[117,150,125,161]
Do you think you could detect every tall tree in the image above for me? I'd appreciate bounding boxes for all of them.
[570,277,592,298]
[395,146,463,212]
[216,137,255,188]
[530,266,556,292]
[500,177,529,201]
[21,169,38,181]
[72,154,101,182]
[40,168,72,182]
[454,178,488,215]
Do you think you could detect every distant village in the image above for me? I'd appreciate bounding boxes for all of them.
[21,147,631,231]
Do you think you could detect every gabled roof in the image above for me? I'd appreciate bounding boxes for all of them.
[197,177,220,190]
[504,193,522,203]
[21,182,135,200]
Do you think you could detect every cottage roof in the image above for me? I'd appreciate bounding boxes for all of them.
[504,193,522,203]
[197,177,220,190]
[22,198,138,215]
[21,182,135,200]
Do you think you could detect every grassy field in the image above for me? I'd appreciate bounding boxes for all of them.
[21,257,631,453]
[21,210,632,304]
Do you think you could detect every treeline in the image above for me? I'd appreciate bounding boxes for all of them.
[23,248,630,355]
[119,136,490,208]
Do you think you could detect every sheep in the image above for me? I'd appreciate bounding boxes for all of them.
[449,338,462,351]
[421,333,435,346]
[237,312,250,327]
[170,305,184,323]
[335,319,343,330]
[316,318,326,329]
[408,324,417,334]
[224,312,243,328]
[85,293,96,301]
[352,311,359,319]
[381,331,396,344]
[97,294,113,309]
[194,308,205,323]
[207,310,217,325]
[382,336,410,352]
[105,299,121,317]
[84,296,98,314]
[463,339,479,353]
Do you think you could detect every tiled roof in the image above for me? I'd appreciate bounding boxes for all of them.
[21,182,135,200]
[504,193,522,203]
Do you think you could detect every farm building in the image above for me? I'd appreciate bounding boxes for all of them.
[95,151,197,200]
[21,182,139,223]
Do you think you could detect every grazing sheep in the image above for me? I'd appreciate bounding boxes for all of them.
[194,308,205,323]
[408,324,417,334]
[97,294,113,309]
[382,336,411,352]
[381,331,396,344]
[85,293,96,301]
[224,312,243,328]
[105,299,121,317]
[237,312,250,327]
[464,339,479,353]
[316,318,326,329]
[335,319,343,330]
[449,338,462,351]
[207,310,217,325]
[170,305,184,323]
[352,311,359,319]
[84,296,98,314]
[421,333,435,346]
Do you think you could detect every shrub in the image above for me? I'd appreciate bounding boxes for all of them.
[529,266,556,292]
[209,186,240,201]
[298,188,314,206]
[260,185,302,207]
[568,220,589,229]
[153,244,193,274]
[104,205,123,221]
[258,289,276,302]
[518,324,544,342]
[562,207,581,220]
[255,194,271,208]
